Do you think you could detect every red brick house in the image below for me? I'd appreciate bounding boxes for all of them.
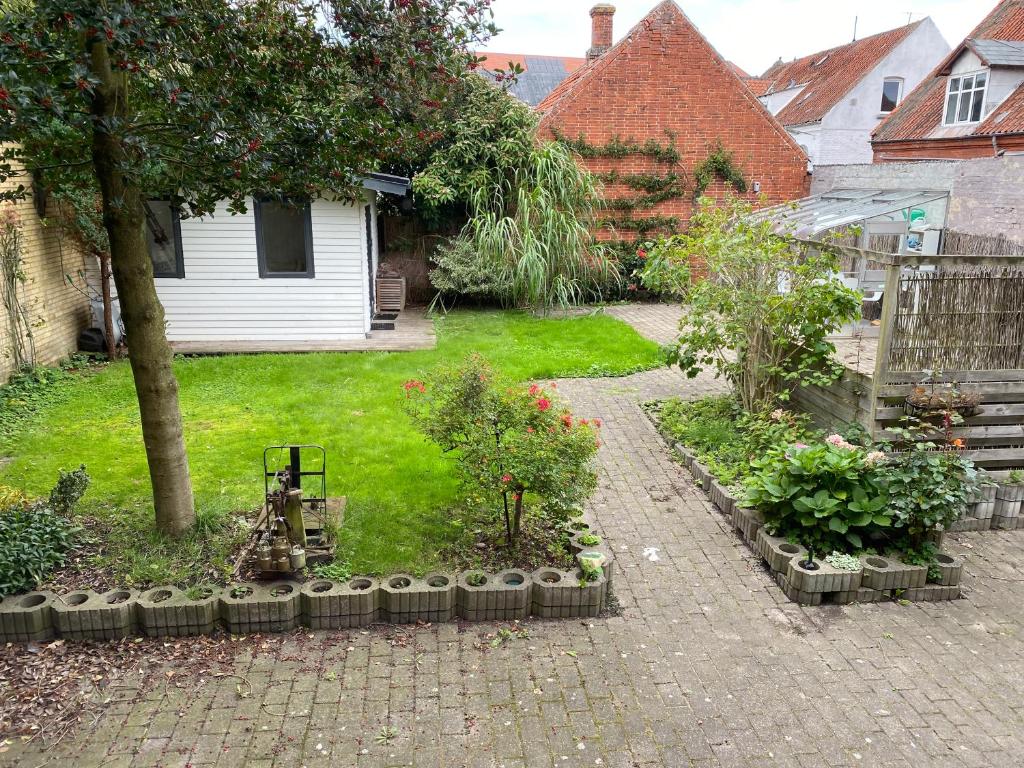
[532,1,808,242]
[872,0,1024,161]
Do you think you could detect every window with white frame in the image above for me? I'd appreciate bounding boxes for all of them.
[944,71,987,125]
[880,77,903,113]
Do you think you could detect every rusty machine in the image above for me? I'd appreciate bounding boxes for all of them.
[250,445,339,577]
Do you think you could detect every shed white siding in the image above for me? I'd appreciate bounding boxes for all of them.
[155,195,375,342]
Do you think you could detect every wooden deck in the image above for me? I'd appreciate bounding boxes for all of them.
[170,308,436,354]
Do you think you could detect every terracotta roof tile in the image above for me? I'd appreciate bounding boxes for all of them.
[875,0,1024,142]
[744,78,772,96]
[761,21,923,126]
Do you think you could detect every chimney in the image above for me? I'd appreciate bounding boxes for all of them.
[587,4,615,60]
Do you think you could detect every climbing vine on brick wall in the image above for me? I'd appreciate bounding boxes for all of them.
[552,129,681,164]
[693,142,747,197]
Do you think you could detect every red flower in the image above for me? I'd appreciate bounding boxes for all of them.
[501,474,512,484]
[526,426,535,433]
[536,398,551,411]
[637,249,647,259]
[592,418,602,428]
[402,379,426,397]
[528,383,540,396]
[560,413,573,429]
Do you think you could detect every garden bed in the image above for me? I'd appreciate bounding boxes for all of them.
[0,540,616,641]
[647,396,986,606]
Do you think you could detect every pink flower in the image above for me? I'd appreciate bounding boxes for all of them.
[536,398,551,412]
[793,442,808,450]
[501,474,512,484]
[528,383,540,396]
[770,408,784,421]
[865,451,886,465]
[826,434,855,450]
[592,418,602,428]
[526,426,535,433]
[561,413,573,429]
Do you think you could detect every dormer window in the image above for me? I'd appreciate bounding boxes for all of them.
[944,70,987,125]
[880,77,903,113]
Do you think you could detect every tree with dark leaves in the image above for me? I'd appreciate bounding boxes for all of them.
[0,0,494,535]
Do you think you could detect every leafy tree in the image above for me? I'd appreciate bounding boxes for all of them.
[640,196,861,410]
[0,0,494,535]
[412,76,611,312]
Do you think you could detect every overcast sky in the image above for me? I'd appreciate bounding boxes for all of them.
[478,0,992,77]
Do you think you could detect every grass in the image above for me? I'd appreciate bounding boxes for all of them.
[0,309,660,586]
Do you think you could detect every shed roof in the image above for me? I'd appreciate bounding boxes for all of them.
[753,188,949,238]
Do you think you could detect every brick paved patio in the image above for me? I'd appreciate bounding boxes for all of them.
[5,304,1024,768]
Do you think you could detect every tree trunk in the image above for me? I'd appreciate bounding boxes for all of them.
[98,250,118,360]
[512,492,524,538]
[87,40,195,536]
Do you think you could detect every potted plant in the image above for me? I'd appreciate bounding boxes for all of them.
[905,376,981,419]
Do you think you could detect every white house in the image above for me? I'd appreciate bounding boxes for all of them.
[754,18,950,167]
[135,175,409,351]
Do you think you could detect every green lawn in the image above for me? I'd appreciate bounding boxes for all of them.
[0,310,660,586]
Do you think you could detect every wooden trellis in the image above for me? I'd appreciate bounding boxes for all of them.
[792,242,1024,469]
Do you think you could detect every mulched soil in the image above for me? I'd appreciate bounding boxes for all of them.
[440,522,576,574]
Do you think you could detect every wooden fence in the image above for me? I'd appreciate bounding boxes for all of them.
[795,242,1024,469]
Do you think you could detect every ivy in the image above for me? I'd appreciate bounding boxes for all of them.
[595,170,688,212]
[553,129,681,164]
[595,170,687,194]
[599,215,679,236]
[693,142,747,197]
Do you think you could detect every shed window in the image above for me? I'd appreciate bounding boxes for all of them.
[880,77,903,113]
[944,71,987,125]
[255,199,314,278]
[145,201,184,278]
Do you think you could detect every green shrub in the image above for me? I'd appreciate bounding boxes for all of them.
[640,195,861,410]
[655,396,813,486]
[405,354,599,544]
[876,445,981,546]
[429,237,512,305]
[0,466,88,596]
[744,437,890,554]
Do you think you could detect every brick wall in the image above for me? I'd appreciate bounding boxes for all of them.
[0,175,93,381]
[538,2,809,242]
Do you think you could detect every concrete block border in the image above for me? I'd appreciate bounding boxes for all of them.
[657,430,968,606]
[0,554,614,642]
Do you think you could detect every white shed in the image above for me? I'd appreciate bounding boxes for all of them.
[128,175,410,352]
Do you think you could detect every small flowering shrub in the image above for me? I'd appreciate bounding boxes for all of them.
[744,435,891,554]
[746,432,981,557]
[875,443,981,546]
[405,355,600,544]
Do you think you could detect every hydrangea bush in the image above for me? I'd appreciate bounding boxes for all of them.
[405,355,600,544]
[745,432,980,558]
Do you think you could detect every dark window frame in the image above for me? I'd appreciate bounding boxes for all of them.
[254,198,315,279]
[145,200,185,279]
[879,77,903,113]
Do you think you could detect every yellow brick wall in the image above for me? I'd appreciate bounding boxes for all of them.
[0,176,94,382]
